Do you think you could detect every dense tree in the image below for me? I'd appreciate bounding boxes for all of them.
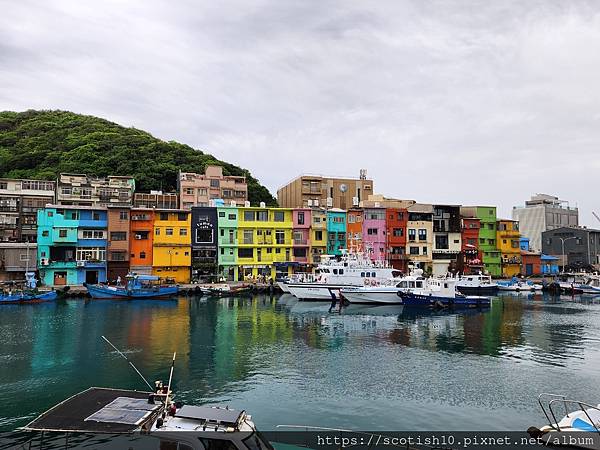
[0,110,277,205]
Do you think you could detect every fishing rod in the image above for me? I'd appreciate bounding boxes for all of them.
[165,352,176,408]
[101,335,154,391]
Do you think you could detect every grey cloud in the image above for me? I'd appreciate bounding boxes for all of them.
[0,0,598,223]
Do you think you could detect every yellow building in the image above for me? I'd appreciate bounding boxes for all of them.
[237,207,294,279]
[497,219,521,277]
[152,209,191,283]
[406,203,434,271]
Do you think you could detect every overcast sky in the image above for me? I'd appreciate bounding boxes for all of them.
[1,0,599,224]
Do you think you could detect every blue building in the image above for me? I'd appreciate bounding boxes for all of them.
[519,236,530,251]
[541,254,559,275]
[37,206,108,286]
[326,209,347,256]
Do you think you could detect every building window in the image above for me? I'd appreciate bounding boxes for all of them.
[243,230,253,244]
[393,228,403,237]
[409,246,419,255]
[160,212,169,220]
[93,212,101,221]
[185,188,194,195]
[408,229,416,241]
[59,229,68,238]
[166,228,173,236]
[76,247,106,262]
[315,230,323,240]
[42,230,49,237]
[275,230,285,244]
[297,212,305,225]
[109,231,126,241]
[119,211,128,220]
[244,211,254,221]
[273,211,285,222]
[228,214,236,220]
[256,211,268,221]
[178,213,187,221]
[367,228,378,235]
[155,228,160,235]
[140,251,146,259]
[418,229,427,241]
[219,211,226,218]
[397,212,404,220]
[210,179,220,188]
[422,246,428,255]
[238,248,253,258]
[180,228,188,236]
[111,252,126,261]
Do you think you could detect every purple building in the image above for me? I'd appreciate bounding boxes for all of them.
[362,208,387,262]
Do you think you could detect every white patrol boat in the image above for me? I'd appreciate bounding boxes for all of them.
[285,251,402,301]
[340,269,428,304]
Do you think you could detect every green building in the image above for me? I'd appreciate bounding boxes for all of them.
[475,206,502,277]
[217,206,238,281]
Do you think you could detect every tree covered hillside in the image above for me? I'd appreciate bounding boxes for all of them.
[0,109,277,205]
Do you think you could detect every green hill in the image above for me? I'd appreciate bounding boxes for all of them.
[0,109,277,205]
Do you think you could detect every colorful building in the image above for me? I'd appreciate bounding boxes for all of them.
[152,209,191,283]
[521,251,541,276]
[217,206,239,281]
[462,206,502,277]
[362,208,386,262]
[432,205,462,276]
[346,209,363,253]
[406,203,433,271]
[386,208,408,272]
[460,216,483,274]
[130,208,154,275]
[292,208,311,269]
[310,209,327,264]
[326,209,346,256]
[179,165,248,209]
[191,207,219,281]
[497,219,521,277]
[107,206,131,281]
[37,206,108,286]
[236,207,294,280]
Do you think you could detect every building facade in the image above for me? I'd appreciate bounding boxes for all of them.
[362,208,387,262]
[37,206,108,286]
[217,207,239,281]
[460,217,482,274]
[56,174,134,207]
[191,207,219,281]
[0,178,56,242]
[130,209,154,275]
[152,210,191,283]
[513,194,578,252]
[497,219,521,277]
[179,166,248,209]
[0,243,37,281]
[432,205,462,276]
[386,208,408,272]
[107,206,131,281]
[541,227,600,270]
[326,209,347,256]
[310,209,327,264]
[236,207,294,279]
[462,206,501,277]
[277,170,374,209]
[406,204,433,271]
[133,191,179,209]
[346,209,364,253]
[292,208,311,268]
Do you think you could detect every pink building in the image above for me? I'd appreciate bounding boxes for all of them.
[362,208,387,262]
[292,208,311,266]
[179,166,248,209]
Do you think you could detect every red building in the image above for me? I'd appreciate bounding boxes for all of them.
[386,208,408,272]
[461,217,483,274]
[521,251,542,276]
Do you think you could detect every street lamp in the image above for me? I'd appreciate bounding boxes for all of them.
[558,236,577,271]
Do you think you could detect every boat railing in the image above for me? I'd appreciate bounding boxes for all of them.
[538,393,600,435]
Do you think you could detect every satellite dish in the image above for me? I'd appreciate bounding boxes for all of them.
[339,184,348,193]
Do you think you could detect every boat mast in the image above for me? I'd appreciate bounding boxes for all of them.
[165,352,176,407]
[101,335,154,391]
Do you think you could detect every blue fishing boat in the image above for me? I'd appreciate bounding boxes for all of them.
[0,290,58,304]
[85,274,179,299]
[397,291,490,308]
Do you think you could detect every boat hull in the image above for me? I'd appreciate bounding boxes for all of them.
[399,292,491,308]
[341,288,404,305]
[86,284,179,299]
[0,290,58,304]
[455,286,498,295]
[286,283,351,300]
[277,282,291,293]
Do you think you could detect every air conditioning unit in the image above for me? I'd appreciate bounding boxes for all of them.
[244,201,250,207]
[259,201,266,208]
[352,197,359,206]
[326,197,333,207]
[135,235,142,240]
[76,261,85,267]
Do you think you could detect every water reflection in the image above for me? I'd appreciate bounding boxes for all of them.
[0,292,599,431]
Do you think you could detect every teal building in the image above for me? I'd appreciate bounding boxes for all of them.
[37,207,108,286]
[326,209,347,256]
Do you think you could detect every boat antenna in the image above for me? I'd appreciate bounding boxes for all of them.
[165,352,176,407]
[101,335,153,391]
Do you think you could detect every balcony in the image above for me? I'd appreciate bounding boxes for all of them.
[219,254,236,263]
[293,239,309,246]
[389,254,408,261]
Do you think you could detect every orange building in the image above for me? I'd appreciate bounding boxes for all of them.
[130,208,154,275]
[107,206,131,281]
[386,208,408,272]
[347,209,364,253]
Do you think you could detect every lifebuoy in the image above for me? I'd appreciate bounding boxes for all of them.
[363,278,369,286]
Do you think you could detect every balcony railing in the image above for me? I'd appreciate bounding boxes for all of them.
[293,239,308,245]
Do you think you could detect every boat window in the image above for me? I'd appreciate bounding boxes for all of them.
[339,269,344,275]
[409,281,415,288]
[416,281,423,288]
[365,272,370,277]
[444,283,448,288]
[333,269,338,275]
[371,272,376,277]
[399,281,407,288]
[391,270,401,278]
[361,272,365,277]
[199,437,239,450]
[160,441,194,450]
[243,432,275,450]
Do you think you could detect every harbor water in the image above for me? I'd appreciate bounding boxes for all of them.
[1,293,600,434]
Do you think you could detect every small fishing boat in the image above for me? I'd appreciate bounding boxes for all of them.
[0,289,57,304]
[528,393,600,449]
[85,274,178,299]
[497,277,543,292]
[455,273,499,295]
[21,337,271,450]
